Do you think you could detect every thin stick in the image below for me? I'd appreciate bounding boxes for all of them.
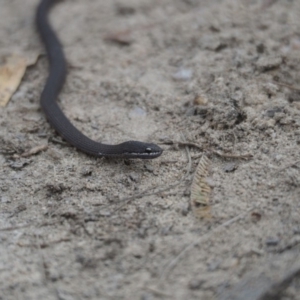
[0,221,58,231]
[0,224,31,231]
[276,160,300,174]
[211,149,253,159]
[272,81,300,92]
[144,287,172,298]
[161,139,253,160]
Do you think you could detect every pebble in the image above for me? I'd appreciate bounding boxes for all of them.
[144,164,154,172]
[81,167,93,177]
[129,172,139,182]
[172,68,193,81]
[293,227,300,234]
[9,160,30,170]
[256,56,282,71]
[129,106,147,118]
[199,35,224,51]
[0,196,11,203]
[265,237,280,246]
[188,279,205,290]
[288,91,300,102]
[265,107,282,118]
[194,95,208,105]
[223,162,238,173]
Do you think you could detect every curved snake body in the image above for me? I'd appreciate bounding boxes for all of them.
[36,0,163,159]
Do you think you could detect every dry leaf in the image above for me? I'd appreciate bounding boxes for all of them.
[0,53,40,107]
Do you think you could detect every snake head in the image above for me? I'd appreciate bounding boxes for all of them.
[120,141,163,159]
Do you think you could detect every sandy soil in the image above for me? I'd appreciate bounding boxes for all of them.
[1,0,300,299]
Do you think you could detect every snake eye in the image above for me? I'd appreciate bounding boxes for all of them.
[145,147,152,154]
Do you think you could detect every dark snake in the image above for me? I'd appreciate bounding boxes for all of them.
[36,0,163,159]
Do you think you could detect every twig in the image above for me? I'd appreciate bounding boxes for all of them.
[210,149,253,159]
[0,221,58,231]
[144,287,172,298]
[272,81,300,92]
[50,137,68,145]
[0,224,31,231]
[161,139,253,160]
[0,149,16,155]
[276,160,300,174]
[160,207,255,279]
[18,238,71,248]
[161,139,204,151]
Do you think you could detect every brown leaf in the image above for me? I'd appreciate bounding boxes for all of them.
[0,53,40,107]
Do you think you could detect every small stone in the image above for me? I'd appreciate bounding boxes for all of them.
[256,56,282,71]
[293,227,300,234]
[98,210,111,217]
[223,162,237,173]
[251,211,262,222]
[47,148,62,160]
[263,83,279,96]
[125,244,144,259]
[0,185,8,191]
[9,160,30,170]
[265,119,276,128]
[288,91,300,102]
[221,258,239,269]
[85,182,97,191]
[144,164,154,172]
[186,107,197,116]
[256,43,265,53]
[265,237,280,246]
[116,5,136,15]
[200,35,225,51]
[188,279,205,290]
[46,182,67,194]
[81,167,93,177]
[265,107,282,118]
[129,172,139,182]
[273,112,285,122]
[195,107,208,117]
[180,203,190,216]
[129,106,147,118]
[207,259,221,271]
[194,95,208,105]
[172,68,193,81]
[231,90,244,102]
[0,196,11,203]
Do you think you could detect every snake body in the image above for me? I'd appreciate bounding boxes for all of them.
[36,0,163,159]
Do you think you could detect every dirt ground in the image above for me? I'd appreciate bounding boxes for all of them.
[1,0,300,299]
